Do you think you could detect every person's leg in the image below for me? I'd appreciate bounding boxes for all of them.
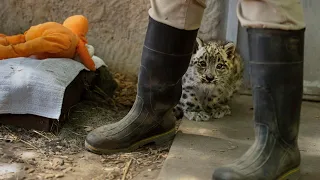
[213,0,305,179]
[85,0,206,154]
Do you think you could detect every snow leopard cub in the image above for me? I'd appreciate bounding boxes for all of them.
[173,37,243,122]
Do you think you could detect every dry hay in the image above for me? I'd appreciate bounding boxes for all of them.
[0,124,171,179]
[82,70,137,110]
[112,72,137,108]
[0,100,172,179]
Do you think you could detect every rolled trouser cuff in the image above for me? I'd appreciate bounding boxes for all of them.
[237,0,306,30]
[148,0,206,30]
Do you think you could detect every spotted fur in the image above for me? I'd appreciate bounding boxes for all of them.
[173,37,244,121]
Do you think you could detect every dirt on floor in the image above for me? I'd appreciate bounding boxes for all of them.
[0,72,178,180]
[0,102,173,180]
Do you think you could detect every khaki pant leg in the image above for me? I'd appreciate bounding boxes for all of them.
[148,0,206,30]
[237,0,306,30]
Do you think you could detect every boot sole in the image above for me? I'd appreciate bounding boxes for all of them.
[277,167,300,180]
[85,128,176,155]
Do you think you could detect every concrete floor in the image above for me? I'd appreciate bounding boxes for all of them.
[158,95,320,180]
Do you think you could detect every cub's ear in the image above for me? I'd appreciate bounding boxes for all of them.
[224,42,236,58]
[193,37,204,54]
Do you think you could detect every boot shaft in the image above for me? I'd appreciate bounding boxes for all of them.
[137,17,198,112]
[247,28,305,145]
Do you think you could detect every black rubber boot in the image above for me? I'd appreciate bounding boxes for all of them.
[212,28,305,180]
[85,17,198,154]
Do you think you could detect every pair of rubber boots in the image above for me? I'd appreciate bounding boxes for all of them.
[85,17,305,180]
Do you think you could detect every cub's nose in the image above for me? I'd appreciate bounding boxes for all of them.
[205,74,215,82]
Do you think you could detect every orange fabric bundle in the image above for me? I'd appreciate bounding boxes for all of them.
[0,15,96,71]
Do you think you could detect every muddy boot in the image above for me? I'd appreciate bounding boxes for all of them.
[85,17,198,154]
[212,28,305,180]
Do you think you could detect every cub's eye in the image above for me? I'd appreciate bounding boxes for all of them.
[198,61,206,67]
[216,64,225,69]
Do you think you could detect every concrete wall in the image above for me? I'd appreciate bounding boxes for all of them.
[3,0,318,98]
[301,0,320,98]
[0,0,150,77]
[0,0,226,78]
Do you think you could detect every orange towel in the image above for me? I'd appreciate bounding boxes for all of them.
[0,15,96,71]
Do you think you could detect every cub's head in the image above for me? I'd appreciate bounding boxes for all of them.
[190,37,243,88]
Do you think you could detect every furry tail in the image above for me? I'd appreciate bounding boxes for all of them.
[173,105,184,120]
